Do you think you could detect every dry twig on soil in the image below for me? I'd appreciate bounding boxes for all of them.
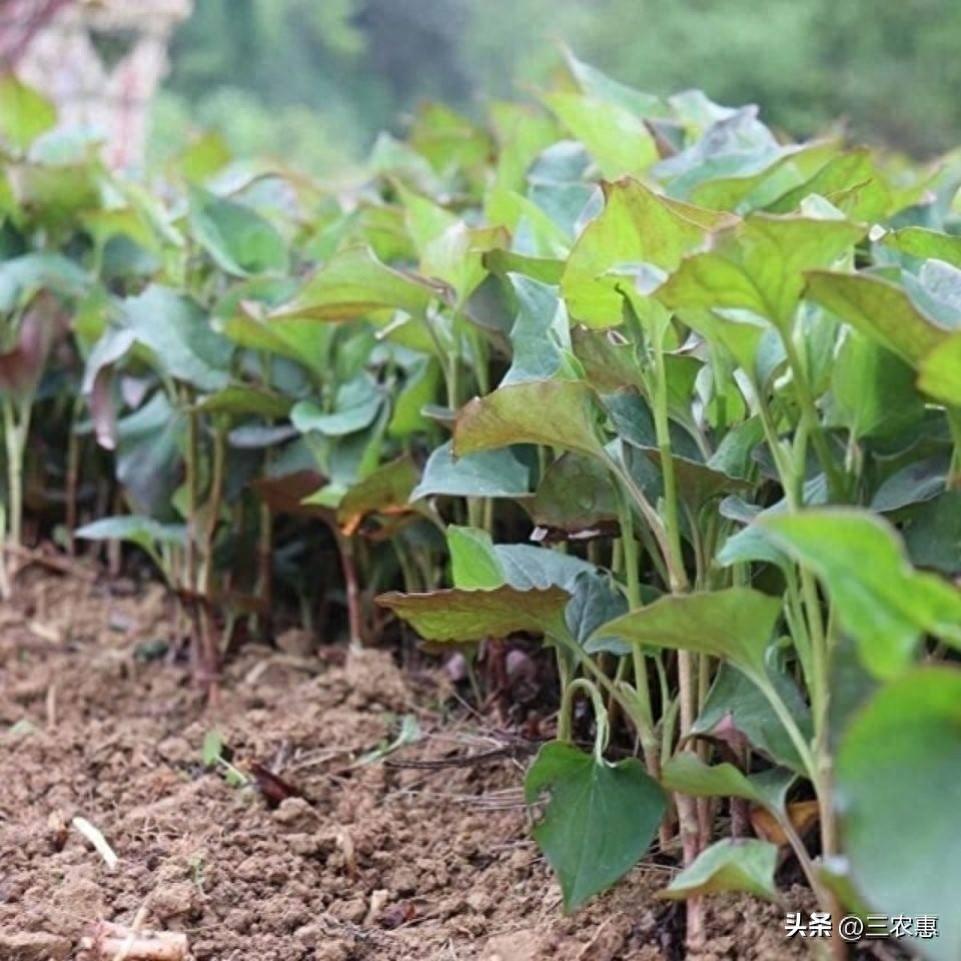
[78,920,190,961]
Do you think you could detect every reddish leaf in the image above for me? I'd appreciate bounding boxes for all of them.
[0,292,67,396]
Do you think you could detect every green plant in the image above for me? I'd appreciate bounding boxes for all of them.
[4,54,961,960]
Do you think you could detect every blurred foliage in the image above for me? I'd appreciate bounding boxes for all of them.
[151,0,961,173]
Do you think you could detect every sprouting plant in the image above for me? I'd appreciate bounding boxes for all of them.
[201,730,249,788]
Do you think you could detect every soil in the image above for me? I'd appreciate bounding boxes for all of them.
[0,567,815,961]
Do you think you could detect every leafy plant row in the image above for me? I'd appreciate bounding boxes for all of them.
[1,54,960,958]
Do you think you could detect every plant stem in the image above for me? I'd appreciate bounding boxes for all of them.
[2,395,31,548]
[65,396,83,555]
[781,332,846,501]
[648,331,705,951]
[615,483,660,778]
[336,529,365,649]
[947,406,961,489]
[754,375,844,953]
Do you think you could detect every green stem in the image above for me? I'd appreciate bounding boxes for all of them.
[652,345,687,592]
[556,647,574,740]
[605,453,678,588]
[947,407,961,490]
[782,333,846,501]
[201,418,227,595]
[757,373,841,925]
[2,395,31,548]
[559,678,610,761]
[754,673,817,783]
[615,483,659,776]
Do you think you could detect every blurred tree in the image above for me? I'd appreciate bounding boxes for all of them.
[152,0,961,172]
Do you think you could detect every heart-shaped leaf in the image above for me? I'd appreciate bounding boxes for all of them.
[454,379,605,460]
[561,178,731,327]
[659,214,864,331]
[525,740,666,911]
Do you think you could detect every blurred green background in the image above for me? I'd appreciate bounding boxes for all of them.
[150,0,961,173]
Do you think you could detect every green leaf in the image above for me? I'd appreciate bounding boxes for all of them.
[217,301,334,379]
[201,730,224,766]
[483,248,564,285]
[400,185,504,299]
[693,663,812,774]
[195,385,292,419]
[177,131,232,183]
[270,245,444,323]
[81,206,164,259]
[336,456,418,533]
[660,754,793,812]
[74,515,186,550]
[904,492,961,576]
[711,146,842,213]
[0,74,56,152]
[768,147,894,221]
[446,526,505,589]
[114,392,185,518]
[906,259,961,330]
[410,441,533,500]
[188,186,288,277]
[0,252,89,312]
[717,522,790,570]
[501,275,572,384]
[389,357,440,437]
[531,452,619,533]
[560,48,663,118]
[564,570,629,645]
[806,271,949,365]
[660,839,779,901]
[836,668,961,961]
[658,125,836,213]
[291,375,383,437]
[659,214,864,331]
[588,588,781,679]
[918,333,961,405]
[543,92,658,179]
[570,326,640,392]
[454,379,605,460]
[871,454,949,512]
[883,227,961,268]
[376,584,571,642]
[525,741,666,911]
[495,544,600,592]
[123,286,232,391]
[561,179,731,327]
[707,417,765,480]
[760,509,961,677]
[355,714,423,767]
[827,332,924,439]
[12,160,99,228]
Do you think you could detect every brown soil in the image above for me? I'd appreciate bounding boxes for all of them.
[1,569,814,961]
